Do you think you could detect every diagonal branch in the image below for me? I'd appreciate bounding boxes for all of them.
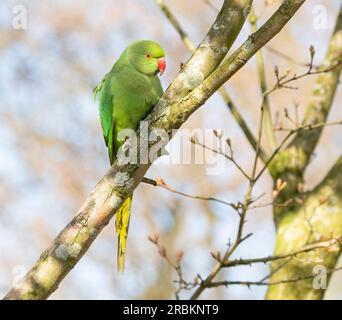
[155,0,268,162]
[265,5,342,301]
[4,0,305,300]
[270,6,342,182]
[268,5,342,232]
[267,156,342,299]
[249,7,277,152]
[161,0,253,105]
[155,0,196,52]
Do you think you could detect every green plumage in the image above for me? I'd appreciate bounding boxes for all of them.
[94,40,165,271]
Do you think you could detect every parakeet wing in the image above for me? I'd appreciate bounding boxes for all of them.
[94,73,115,164]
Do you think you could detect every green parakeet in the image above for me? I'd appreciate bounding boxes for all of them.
[94,40,166,271]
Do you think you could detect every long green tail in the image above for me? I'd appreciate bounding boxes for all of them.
[115,196,132,272]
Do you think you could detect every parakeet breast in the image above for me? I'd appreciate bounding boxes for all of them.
[112,70,161,131]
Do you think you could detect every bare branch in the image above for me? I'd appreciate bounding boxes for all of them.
[249,7,277,151]
[154,0,268,161]
[265,45,319,68]
[255,120,342,183]
[273,120,342,132]
[172,237,342,296]
[155,0,196,52]
[148,234,186,300]
[223,237,342,267]
[264,51,342,96]
[287,7,342,167]
[207,266,342,288]
[190,79,268,300]
[161,0,253,104]
[143,176,236,209]
[267,156,342,299]
[191,134,252,181]
[218,87,268,162]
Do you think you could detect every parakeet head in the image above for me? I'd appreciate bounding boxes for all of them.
[127,40,166,77]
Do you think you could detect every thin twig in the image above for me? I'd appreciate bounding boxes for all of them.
[190,94,267,300]
[207,266,342,288]
[254,121,342,182]
[218,87,268,162]
[264,46,342,96]
[173,238,342,295]
[148,234,186,300]
[191,137,252,181]
[273,120,342,132]
[142,176,236,209]
[154,0,268,162]
[223,237,342,267]
[265,46,319,68]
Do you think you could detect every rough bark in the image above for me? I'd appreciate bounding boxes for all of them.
[266,157,342,299]
[266,5,342,300]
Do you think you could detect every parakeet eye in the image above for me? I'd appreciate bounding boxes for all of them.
[146,53,151,59]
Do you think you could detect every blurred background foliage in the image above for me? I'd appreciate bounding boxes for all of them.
[0,0,341,299]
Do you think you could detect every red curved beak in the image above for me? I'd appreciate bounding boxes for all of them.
[157,57,166,75]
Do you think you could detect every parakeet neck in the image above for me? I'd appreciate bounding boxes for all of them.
[111,49,129,73]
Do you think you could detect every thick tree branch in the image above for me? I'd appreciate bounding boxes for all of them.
[161,0,253,105]
[190,64,270,299]
[290,7,342,164]
[4,0,305,300]
[266,156,342,299]
[218,87,268,161]
[269,6,342,184]
[265,7,342,299]
[155,0,268,161]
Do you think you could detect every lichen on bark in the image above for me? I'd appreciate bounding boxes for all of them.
[266,6,342,299]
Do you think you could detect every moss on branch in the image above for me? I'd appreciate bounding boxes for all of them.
[266,157,342,299]
[266,6,342,300]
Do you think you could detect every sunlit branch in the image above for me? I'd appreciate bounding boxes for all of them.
[154,0,268,162]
